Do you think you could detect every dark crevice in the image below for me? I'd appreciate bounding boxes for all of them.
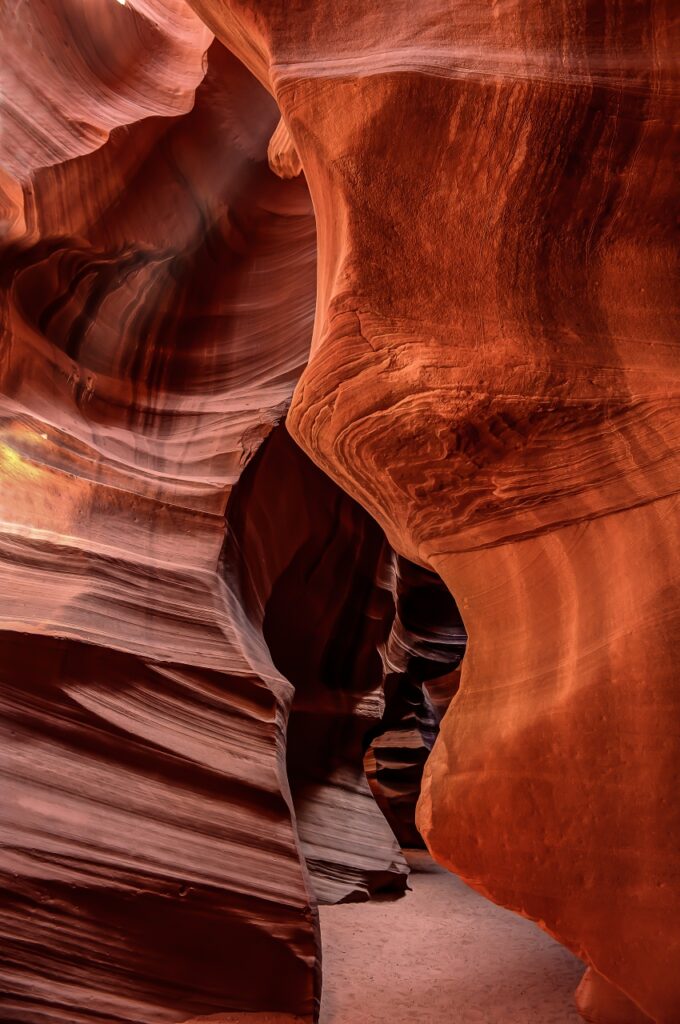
[224,420,468,891]
[364,555,467,848]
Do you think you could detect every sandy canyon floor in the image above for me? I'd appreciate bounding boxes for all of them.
[186,850,584,1024]
[319,851,583,1023]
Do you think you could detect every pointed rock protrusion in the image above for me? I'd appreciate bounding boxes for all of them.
[268,116,303,179]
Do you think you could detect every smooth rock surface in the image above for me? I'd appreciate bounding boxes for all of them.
[2,0,678,1021]
[193,2,679,1019]
[1,31,322,1024]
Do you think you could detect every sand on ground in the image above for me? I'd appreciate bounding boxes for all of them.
[318,850,584,1024]
[183,851,584,1024]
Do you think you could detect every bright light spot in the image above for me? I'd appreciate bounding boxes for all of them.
[115,0,126,6]
[0,443,40,479]
[40,433,48,440]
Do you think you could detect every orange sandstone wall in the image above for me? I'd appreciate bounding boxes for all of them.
[192,2,679,1021]
[1,1,678,1022]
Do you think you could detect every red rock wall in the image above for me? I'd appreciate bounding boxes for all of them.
[2,1,678,1022]
[1,27,321,1023]
[0,632,318,1022]
[226,425,466,891]
[192,2,678,1021]
[0,12,448,1016]
[364,556,466,849]
[224,421,409,904]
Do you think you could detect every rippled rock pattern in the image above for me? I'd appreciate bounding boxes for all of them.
[0,7,452,1017]
[1,18,322,1022]
[224,422,409,905]
[364,556,466,848]
[2,1,678,1023]
[193,2,677,1022]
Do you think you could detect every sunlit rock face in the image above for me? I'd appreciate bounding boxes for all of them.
[0,7,459,1019]
[192,2,679,1022]
[0,0,213,238]
[1,1,678,1023]
[0,22,323,1022]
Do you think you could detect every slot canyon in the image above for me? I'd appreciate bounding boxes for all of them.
[0,2,678,1023]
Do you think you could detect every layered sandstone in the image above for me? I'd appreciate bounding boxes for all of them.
[1,9,455,1017]
[1,1,678,1023]
[364,557,466,848]
[224,422,409,904]
[192,2,678,1021]
[1,25,322,1022]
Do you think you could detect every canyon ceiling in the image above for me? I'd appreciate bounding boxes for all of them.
[0,2,678,1024]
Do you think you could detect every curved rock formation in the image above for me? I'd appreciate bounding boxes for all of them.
[0,31,322,1023]
[1,11,453,1016]
[1,0,213,235]
[224,421,408,904]
[2,1,678,1022]
[576,969,656,1024]
[226,425,466,884]
[191,2,679,1021]
[364,556,466,848]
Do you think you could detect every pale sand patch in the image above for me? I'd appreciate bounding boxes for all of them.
[318,850,584,1023]
[184,851,584,1024]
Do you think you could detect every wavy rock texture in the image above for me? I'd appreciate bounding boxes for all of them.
[0,28,325,1023]
[2,1,678,1023]
[0,9,460,1017]
[192,2,679,1022]
[1,632,318,1023]
[1,0,213,237]
[364,557,466,848]
[224,421,409,905]
[226,425,467,893]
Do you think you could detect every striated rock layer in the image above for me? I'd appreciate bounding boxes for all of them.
[364,556,466,849]
[224,421,409,904]
[0,26,322,1023]
[2,0,678,1022]
[226,427,465,887]
[1,9,458,1016]
[1,632,317,1022]
[192,2,679,1022]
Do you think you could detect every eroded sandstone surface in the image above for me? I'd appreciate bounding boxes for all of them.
[1,21,321,1021]
[193,2,678,1021]
[1,1,678,1023]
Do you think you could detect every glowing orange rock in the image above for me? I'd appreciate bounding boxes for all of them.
[193,2,679,1020]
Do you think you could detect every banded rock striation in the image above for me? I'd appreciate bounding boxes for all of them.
[225,422,466,899]
[1,25,324,1023]
[364,556,466,849]
[224,421,409,905]
[0,8,463,1019]
[1,1,678,1023]
[192,1,679,1022]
